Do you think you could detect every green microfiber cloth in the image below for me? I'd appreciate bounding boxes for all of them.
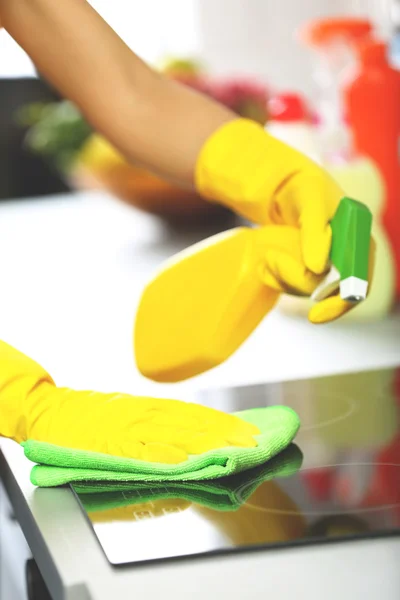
[74,444,303,514]
[22,406,300,488]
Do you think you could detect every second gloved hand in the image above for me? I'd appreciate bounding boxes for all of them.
[0,341,259,462]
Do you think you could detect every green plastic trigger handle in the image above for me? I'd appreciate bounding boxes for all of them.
[330,196,373,300]
[312,196,373,303]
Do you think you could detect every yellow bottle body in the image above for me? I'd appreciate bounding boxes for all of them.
[134,227,280,382]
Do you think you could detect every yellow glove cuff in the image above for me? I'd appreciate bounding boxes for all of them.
[195,118,311,224]
[0,341,54,443]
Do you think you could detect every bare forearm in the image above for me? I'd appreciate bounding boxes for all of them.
[0,0,235,185]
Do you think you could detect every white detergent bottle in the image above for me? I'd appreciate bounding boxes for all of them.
[266,93,322,163]
[279,132,396,322]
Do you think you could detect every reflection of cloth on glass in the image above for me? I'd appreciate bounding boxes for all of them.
[74,444,303,521]
[197,473,307,545]
[197,481,306,545]
[77,446,305,544]
[23,407,300,487]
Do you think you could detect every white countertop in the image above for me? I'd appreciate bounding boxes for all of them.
[0,190,398,397]
[0,190,399,600]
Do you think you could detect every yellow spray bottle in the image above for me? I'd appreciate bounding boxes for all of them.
[134,197,372,383]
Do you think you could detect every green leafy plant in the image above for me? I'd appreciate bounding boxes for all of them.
[16,101,92,171]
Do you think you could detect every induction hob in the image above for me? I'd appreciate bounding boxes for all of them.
[72,366,400,566]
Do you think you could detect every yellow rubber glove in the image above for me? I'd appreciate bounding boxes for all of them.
[195,118,374,324]
[0,340,259,462]
[135,225,326,383]
[260,226,376,324]
[257,226,325,297]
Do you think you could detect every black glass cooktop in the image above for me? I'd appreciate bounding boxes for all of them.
[72,367,400,566]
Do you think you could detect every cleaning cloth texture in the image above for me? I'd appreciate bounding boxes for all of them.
[74,444,303,514]
[22,406,300,488]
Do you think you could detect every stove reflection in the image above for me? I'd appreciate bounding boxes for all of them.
[74,445,306,563]
[73,367,400,566]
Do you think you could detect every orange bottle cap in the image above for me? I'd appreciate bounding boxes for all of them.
[298,17,373,47]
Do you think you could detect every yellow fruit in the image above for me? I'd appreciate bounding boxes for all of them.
[77,134,127,172]
[73,135,229,223]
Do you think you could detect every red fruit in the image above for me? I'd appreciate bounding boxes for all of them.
[212,79,268,105]
[209,78,269,124]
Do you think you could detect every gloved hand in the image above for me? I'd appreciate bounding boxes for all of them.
[0,340,259,461]
[195,118,375,323]
[258,225,376,324]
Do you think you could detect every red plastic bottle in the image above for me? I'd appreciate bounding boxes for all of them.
[343,41,400,297]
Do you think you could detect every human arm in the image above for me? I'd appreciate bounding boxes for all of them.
[0,0,374,322]
[0,0,235,186]
[0,340,259,460]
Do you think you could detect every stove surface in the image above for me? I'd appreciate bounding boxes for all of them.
[72,367,400,566]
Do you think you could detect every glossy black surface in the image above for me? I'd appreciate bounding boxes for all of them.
[72,367,400,566]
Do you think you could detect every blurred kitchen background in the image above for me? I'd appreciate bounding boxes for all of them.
[1,6,400,598]
[1,0,397,196]
[1,0,399,322]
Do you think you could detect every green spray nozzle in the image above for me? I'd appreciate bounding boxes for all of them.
[312,197,373,303]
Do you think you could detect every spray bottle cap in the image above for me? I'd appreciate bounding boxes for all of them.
[312,197,372,303]
[298,17,373,48]
[268,93,312,123]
